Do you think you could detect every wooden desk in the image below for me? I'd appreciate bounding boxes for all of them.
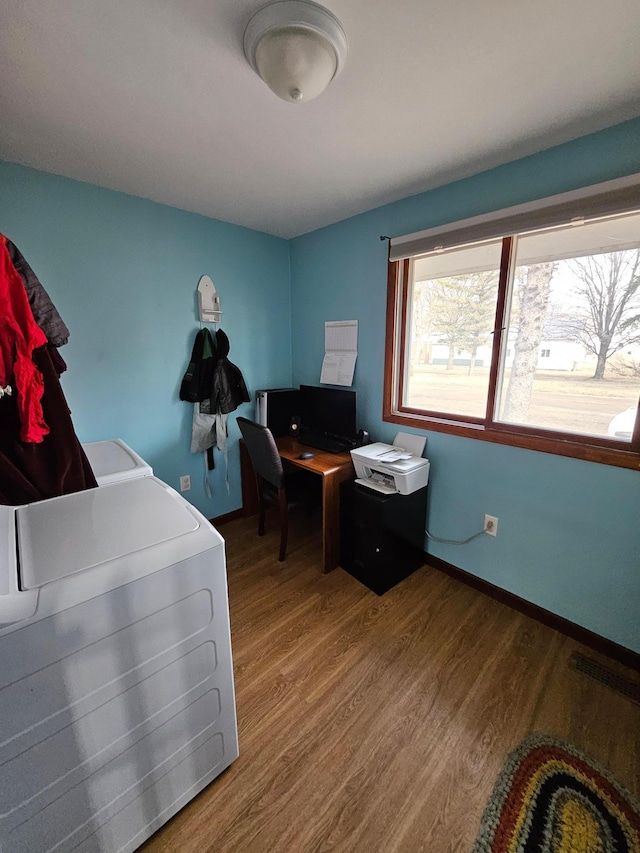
[239,436,355,573]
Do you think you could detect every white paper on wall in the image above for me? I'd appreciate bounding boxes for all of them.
[320,320,358,386]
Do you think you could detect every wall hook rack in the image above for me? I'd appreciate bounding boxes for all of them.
[197,275,222,324]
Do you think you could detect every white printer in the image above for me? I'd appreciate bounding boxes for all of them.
[351,441,430,495]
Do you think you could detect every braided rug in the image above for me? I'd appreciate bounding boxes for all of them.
[472,734,640,853]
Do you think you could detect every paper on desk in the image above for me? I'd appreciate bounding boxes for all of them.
[320,320,358,386]
[393,431,426,457]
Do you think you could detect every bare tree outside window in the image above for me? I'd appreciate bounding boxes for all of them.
[454,271,499,375]
[569,249,640,380]
[502,262,556,422]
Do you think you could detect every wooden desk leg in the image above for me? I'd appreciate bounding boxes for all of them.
[321,468,354,573]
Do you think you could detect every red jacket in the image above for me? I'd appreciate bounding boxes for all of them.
[0,235,49,442]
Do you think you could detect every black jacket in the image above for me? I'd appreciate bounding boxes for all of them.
[179,328,249,412]
[211,329,250,414]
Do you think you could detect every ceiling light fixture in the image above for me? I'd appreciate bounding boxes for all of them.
[243,0,347,104]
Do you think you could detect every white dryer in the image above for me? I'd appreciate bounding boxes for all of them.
[82,438,153,485]
[0,476,238,853]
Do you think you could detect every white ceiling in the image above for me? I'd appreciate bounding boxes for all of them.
[2,0,640,239]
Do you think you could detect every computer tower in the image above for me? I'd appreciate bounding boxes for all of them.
[255,388,301,438]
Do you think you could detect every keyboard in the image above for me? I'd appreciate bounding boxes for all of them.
[299,432,354,453]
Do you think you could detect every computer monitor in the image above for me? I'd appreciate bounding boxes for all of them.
[299,385,357,443]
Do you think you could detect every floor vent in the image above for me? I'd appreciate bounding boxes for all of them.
[570,652,640,704]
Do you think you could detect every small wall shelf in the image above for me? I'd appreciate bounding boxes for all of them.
[197,275,222,324]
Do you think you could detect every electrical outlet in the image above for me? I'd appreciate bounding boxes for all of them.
[180,475,191,492]
[484,514,498,536]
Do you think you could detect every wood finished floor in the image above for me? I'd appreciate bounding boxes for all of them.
[141,512,640,853]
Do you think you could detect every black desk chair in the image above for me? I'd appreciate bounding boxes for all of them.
[237,417,317,562]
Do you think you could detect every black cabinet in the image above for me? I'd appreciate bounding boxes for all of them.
[340,480,427,595]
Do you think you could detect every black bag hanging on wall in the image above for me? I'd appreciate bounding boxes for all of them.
[179,328,216,402]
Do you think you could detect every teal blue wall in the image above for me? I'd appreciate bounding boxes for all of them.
[289,118,640,653]
[2,120,639,653]
[0,161,292,517]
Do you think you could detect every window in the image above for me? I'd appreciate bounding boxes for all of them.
[384,181,640,469]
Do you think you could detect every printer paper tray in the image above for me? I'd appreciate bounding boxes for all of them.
[355,478,398,495]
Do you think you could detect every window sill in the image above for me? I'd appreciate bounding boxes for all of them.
[383,408,640,470]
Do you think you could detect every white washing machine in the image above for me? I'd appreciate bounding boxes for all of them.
[0,476,238,853]
[82,438,153,485]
